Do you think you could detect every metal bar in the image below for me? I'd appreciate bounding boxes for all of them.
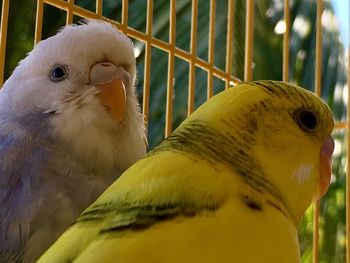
[96,0,102,17]
[142,0,153,130]
[126,26,240,83]
[0,0,10,86]
[335,121,348,130]
[225,0,234,89]
[244,0,254,81]
[313,1,323,262]
[34,0,44,44]
[282,0,290,82]
[121,0,128,33]
[207,0,216,99]
[41,0,100,20]
[314,0,323,97]
[313,201,320,263]
[188,0,198,116]
[346,3,350,263]
[165,0,176,137]
[39,0,241,86]
[66,0,74,25]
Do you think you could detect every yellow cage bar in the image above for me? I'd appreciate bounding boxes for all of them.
[244,0,254,82]
[142,0,153,128]
[207,0,216,99]
[0,0,349,262]
[313,1,323,262]
[187,0,198,116]
[347,7,350,262]
[282,0,290,82]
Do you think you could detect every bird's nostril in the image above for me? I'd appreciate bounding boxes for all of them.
[90,62,120,85]
[100,62,112,67]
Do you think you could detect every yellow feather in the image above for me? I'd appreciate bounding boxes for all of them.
[38,81,334,263]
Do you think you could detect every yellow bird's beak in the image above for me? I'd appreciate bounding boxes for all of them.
[90,62,128,123]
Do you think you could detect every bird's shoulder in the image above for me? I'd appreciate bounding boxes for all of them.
[73,150,235,234]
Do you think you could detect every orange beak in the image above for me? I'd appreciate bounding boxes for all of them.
[90,62,129,123]
[96,79,126,123]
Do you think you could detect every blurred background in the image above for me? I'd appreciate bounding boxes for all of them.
[1,0,349,262]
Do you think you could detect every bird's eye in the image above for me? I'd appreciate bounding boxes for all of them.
[294,109,318,132]
[50,64,68,82]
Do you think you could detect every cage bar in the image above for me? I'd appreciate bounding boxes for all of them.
[142,0,153,129]
[165,0,176,137]
[40,0,100,21]
[34,0,240,86]
[121,0,128,33]
[244,0,254,82]
[282,0,290,82]
[347,4,350,262]
[314,0,323,97]
[66,0,74,24]
[336,121,347,130]
[0,0,10,86]
[187,0,198,116]
[207,0,216,99]
[96,0,102,17]
[31,0,241,133]
[312,1,323,262]
[225,0,234,89]
[34,0,44,44]
[313,201,320,263]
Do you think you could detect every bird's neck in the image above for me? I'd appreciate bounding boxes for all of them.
[48,107,146,177]
[254,145,317,227]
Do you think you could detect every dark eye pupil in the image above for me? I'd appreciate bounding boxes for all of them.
[52,67,65,78]
[50,64,67,82]
[299,110,317,130]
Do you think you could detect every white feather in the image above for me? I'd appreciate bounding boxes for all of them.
[293,164,313,184]
[0,20,147,262]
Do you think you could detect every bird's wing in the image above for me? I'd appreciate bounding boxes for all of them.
[0,112,116,262]
[37,144,233,262]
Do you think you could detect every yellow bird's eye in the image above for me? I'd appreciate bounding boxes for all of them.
[294,109,318,132]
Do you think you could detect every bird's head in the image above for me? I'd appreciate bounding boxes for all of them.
[0,20,146,174]
[158,80,334,226]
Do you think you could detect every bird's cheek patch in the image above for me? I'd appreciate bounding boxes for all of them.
[293,164,313,184]
[97,78,126,123]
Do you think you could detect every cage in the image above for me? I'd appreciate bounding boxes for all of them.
[0,0,349,262]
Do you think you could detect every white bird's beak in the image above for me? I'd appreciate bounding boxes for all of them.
[90,62,128,123]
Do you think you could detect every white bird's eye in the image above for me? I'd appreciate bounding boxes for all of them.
[50,64,68,82]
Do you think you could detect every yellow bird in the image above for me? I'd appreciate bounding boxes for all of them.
[38,81,334,263]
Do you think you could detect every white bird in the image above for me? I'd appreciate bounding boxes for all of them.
[0,20,147,262]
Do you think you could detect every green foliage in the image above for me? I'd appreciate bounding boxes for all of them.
[3,0,36,80]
